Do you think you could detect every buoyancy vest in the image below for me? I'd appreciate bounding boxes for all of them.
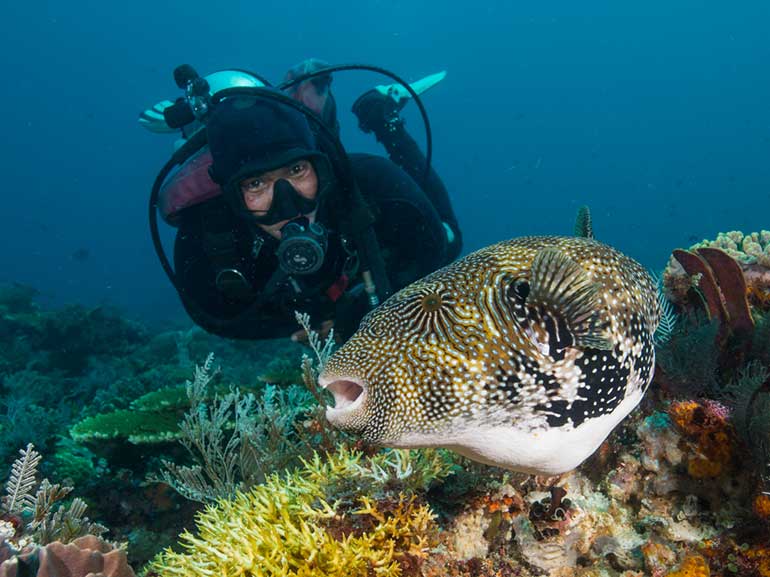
[159,148,221,225]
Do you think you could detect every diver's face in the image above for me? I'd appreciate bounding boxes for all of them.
[239,159,319,239]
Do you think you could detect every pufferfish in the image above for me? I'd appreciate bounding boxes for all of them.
[318,236,660,475]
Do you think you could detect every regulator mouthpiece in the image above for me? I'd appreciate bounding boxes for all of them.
[276,218,327,275]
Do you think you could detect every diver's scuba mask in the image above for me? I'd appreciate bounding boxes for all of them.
[224,154,334,226]
[250,178,317,225]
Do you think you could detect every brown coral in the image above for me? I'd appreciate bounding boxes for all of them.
[697,248,754,339]
[669,400,734,479]
[670,249,729,327]
[753,493,770,520]
[642,541,677,576]
[746,546,770,577]
[0,535,135,577]
[665,554,710,577]
[669,248,753,343]
[748,283,770,310]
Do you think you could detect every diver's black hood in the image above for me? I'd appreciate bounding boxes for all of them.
[207,92,323,187]
[206,90,335,223]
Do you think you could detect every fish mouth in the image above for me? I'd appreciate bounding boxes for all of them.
[319,375,367,419]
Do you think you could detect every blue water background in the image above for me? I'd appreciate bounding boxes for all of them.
[2,1,769,325]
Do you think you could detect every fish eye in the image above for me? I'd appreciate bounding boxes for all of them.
[513,280,530,300]
[421,293,443,312]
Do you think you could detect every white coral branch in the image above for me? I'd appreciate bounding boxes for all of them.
[3,443,41,515]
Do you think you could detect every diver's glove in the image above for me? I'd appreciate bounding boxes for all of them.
[352,89,407,136]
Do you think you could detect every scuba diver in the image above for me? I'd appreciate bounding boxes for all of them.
[142,60,462,342]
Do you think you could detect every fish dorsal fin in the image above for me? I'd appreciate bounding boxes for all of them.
[527,248,611,350]
[574,206,593,239]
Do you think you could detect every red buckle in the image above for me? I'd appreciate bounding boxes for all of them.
[326,274,349,302]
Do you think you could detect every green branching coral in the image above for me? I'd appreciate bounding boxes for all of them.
[70,389,186,444]
[689,230,770,267]
[148,447,440,577]
[69,362,258,445]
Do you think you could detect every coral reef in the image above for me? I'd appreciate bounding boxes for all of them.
[0,282,306,461]
[664,231,770,313]
[668,400,734,479]
[6,240,770,577]
[143,393,769,576]
[150,354,317,503]
[0,444,126,577]
[655,236,770,495]
[0,283,311,568]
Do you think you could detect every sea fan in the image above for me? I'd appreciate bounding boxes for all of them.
[2,443,41,515]
[652,271,678,345]
[152,355,317,504]
[1,443,106,545]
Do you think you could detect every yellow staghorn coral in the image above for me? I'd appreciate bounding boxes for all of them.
[148,447,439,577]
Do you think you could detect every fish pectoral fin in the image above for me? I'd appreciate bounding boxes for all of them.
[527,248,611,351]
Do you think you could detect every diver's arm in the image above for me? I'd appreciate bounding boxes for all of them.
[376,124,462,258]
[174,261,299,341]
[349,154,449,280]
[352,90,462,260]
[172,218,298,340]
[330,156,450,342]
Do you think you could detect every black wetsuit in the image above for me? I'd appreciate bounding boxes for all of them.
[174,143,458,341]
[373,123,462,260]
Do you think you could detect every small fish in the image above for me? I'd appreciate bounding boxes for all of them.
[319,236,660,475]
[70,248,90,263]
